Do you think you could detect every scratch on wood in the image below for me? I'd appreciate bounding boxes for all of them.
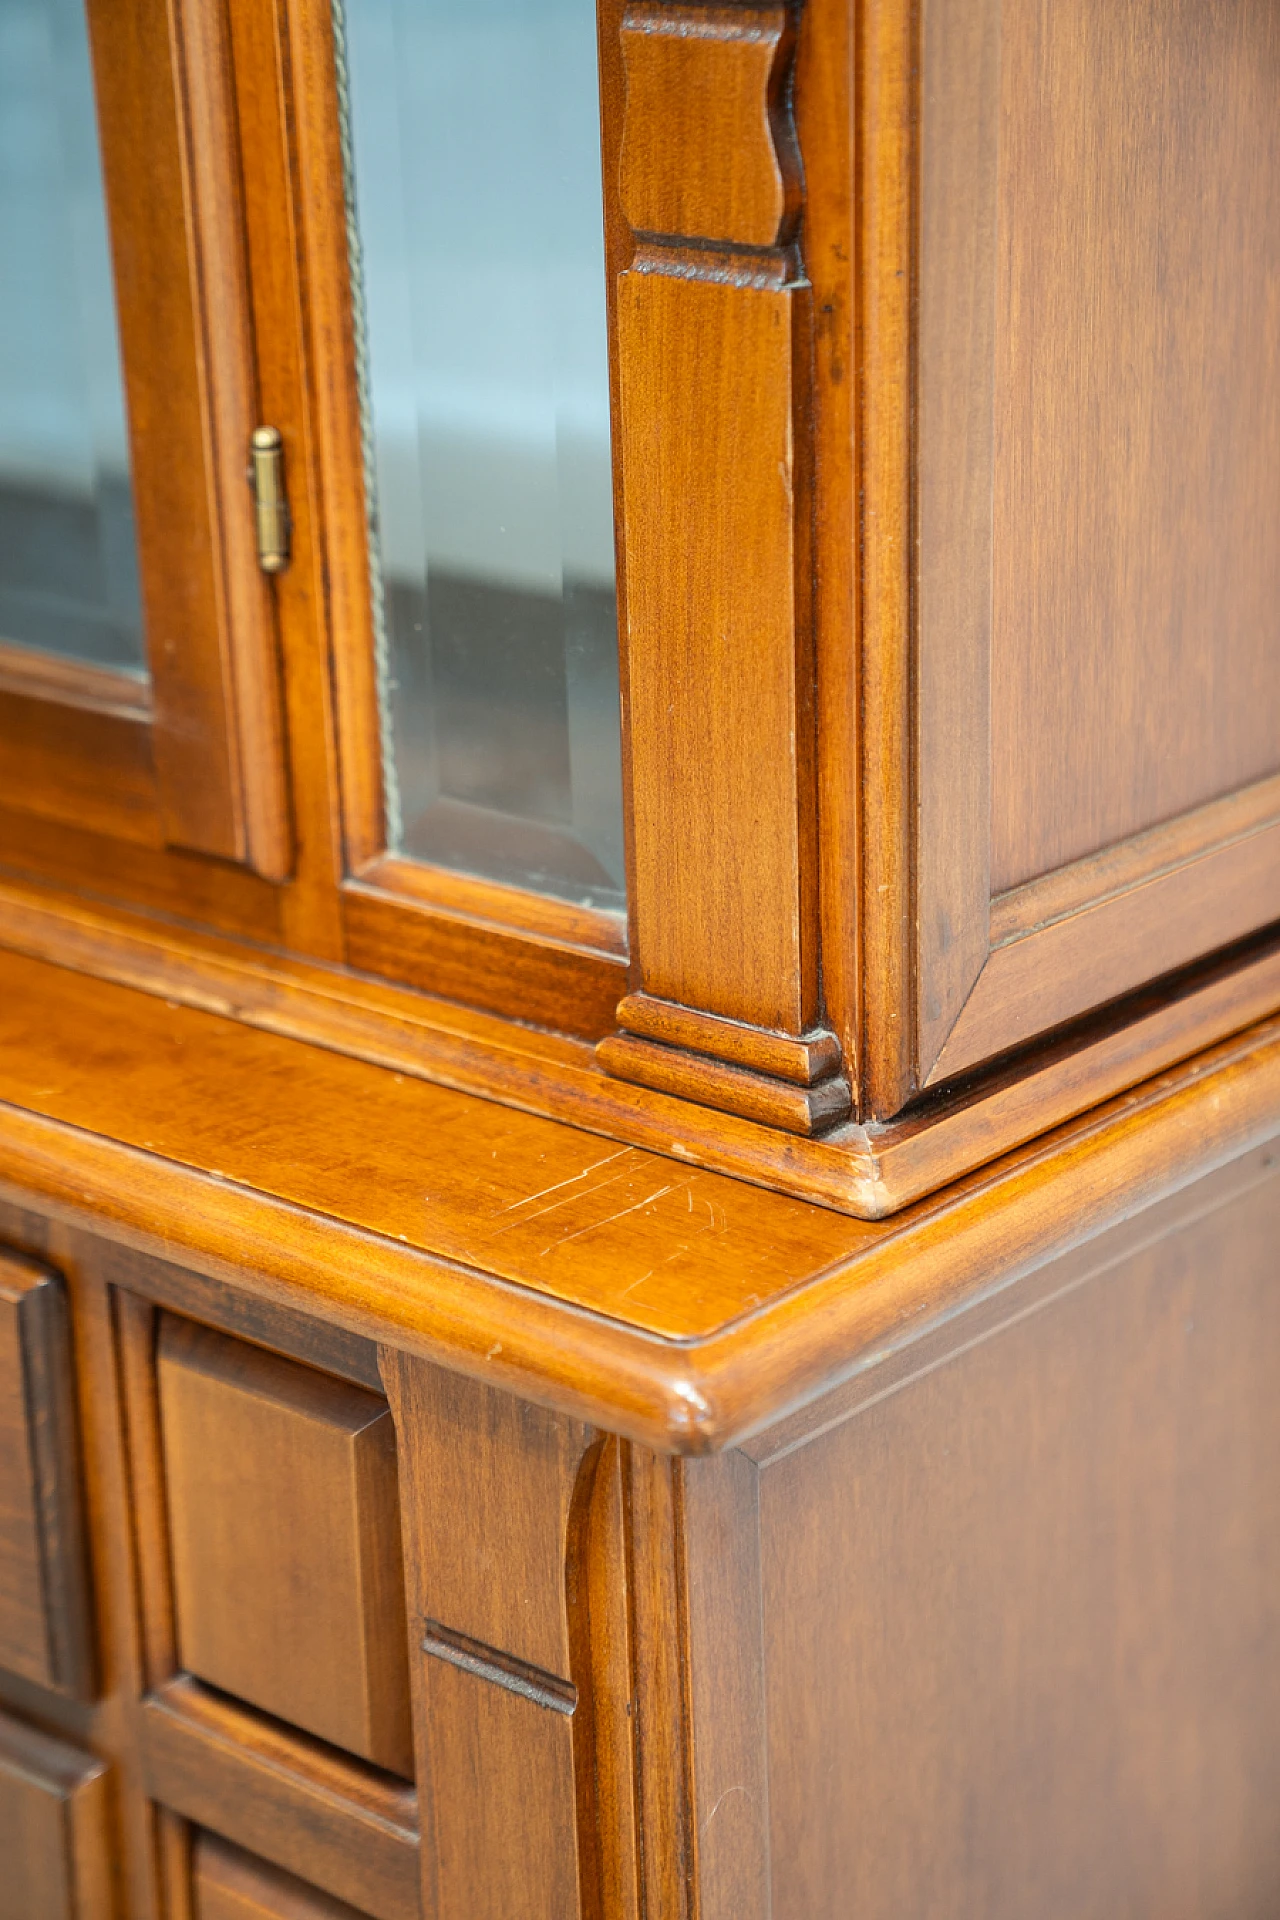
[537,1183,679,1256]
[494,1147,634,1213]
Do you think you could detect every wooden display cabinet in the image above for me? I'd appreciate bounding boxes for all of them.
[0,0,1277,1914]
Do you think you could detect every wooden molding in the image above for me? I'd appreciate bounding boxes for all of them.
[615,994,842,1082]
[381,1357,604,1920]
[0,1709,112,1919]
[605,0,851,1129]
[2,882,1280,1221]
[84,0,292,878]
[0,943,1279,1453]
[597,1032,851,1134]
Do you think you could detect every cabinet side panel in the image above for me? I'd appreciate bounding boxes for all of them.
[759,1155,1280,1919]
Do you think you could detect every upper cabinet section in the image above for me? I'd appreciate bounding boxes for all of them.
[1,0,1275,1216]
[597,0,1280,1201]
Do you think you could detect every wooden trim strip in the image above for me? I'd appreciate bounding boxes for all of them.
[3,885,1280,1220]
[991,770,1280,944]
[616,994,842,1084]
[929,821,1280,1085]
[140,1676,419,1920]
[597,1032,852,1134]
[343,880,626,1042]
[0,691,160,849]
[421,1623,578,1717]
[854,0,920,1114]
[0,645,150,719]
[358,854,627,960]
[172,0,293,882]
[911,0,1001,1095]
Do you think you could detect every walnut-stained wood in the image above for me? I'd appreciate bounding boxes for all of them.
[602,0,858,1130]
[990,0,1280,887]
[77,0,290,876]
[625,1448,692,1920]
[0,1252,95,1697]
[0,0,1275,1216]
[142,1678,418,1920]
[0,1710,112,1920]
[757,1148,1280,1918]
[168,0,292,883]
[0,684,160,850]
[615,261,808,1031]
[618,4,797,245]
[194,1833,374,1920]
[381,1353,599,1920]
[2,944,1280,1452]
[597,1031,851,1134]
[157,1319,412,1774]
[5,874,1280,1222]
[274,0,626,1022]
[680,1450,770,1920]
[896,0,1280,1106]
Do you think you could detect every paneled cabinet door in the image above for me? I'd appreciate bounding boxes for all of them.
[0,1710,111,1920]
[868,0,1280,1113]
[0,0,290,893]
[0,1250,95,1698]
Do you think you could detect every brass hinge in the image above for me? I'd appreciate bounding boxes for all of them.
[248,425,290,574]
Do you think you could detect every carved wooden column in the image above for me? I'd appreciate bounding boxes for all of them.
[597,2,851,1135]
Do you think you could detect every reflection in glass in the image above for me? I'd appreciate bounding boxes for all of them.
[339,0,624,910]
[0,0,144,673]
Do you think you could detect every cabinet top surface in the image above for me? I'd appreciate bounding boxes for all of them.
[0,945,1276,1452]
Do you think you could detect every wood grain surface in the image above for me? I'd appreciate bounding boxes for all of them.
[194,1832,375,1920]
[619,3,796,246]
[142,1678,419,1920]
[759,1150,1280,1918]
[1,950,1279,1454]
[158,1318,412,1774]
[0,1709,111,1920]
[903,0,1280,1105]
[990,0,1280,890]
[382,1355,597,1920]
[0,1253,95,1697]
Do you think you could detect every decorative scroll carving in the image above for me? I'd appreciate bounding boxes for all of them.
[619,4,799,249]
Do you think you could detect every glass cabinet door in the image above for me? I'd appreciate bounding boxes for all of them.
[0,0,291,890]
[0,0,143,675]
[337,0,624,914]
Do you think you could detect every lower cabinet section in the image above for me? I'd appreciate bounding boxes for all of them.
[682,1143,1280,1920]
[0,1708,110,1920]
[1,1135,1279,1918]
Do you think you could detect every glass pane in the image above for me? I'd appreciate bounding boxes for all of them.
[0,0,145,674]
[339,0,624,911]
